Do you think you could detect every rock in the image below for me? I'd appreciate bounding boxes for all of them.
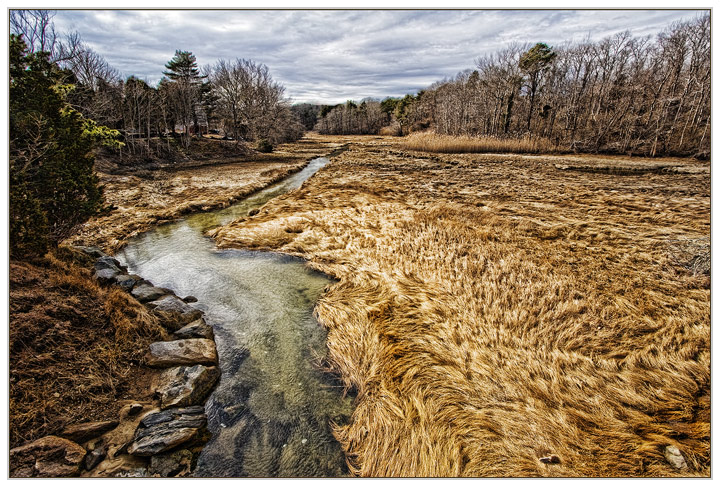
[87,454,148,478]
[128,404,144,416]
[539,454,561,464]
[9,435,86,478]
[148,449,193,477]
[95,255,123,272]
[664,445,687,470]
[131,284,171,303]
[146,339,218,367]
[182,295,198,303]
[114,466,149,477]
[248,208,260,216]
[87,403,154,476]
[148,295,204,331]
[84,445,106,471]
[127,406,207,456]
[75,246,107,259]
[156,365,220,409]
[94,267,121,283]
[114,273,142,291]
[173,318,214,340]
[61,420,119,444]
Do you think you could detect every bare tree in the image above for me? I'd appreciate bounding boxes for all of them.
[209,58,301,143]
[10,9,58,55]
[413,13,709,157]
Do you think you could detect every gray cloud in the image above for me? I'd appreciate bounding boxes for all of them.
[50,9,704,104]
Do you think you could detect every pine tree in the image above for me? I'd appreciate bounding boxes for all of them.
[519,43,557,132]
[163,50,205,143]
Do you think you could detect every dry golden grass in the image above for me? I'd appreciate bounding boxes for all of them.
[211,135,710,477]
[66,134,345,252]
[401,131,558,154]
[9,250,166,448]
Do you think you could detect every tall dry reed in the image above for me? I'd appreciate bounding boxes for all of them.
[401,131,559,154]
[211,135,710,477]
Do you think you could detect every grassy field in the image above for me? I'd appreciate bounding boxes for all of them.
[67,135,344,252]
[401,131,559,154]
[211,134,710,477]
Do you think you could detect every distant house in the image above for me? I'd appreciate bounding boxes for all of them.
[174,122,209,136]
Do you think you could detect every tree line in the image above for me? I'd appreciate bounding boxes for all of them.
[11,10,305,161]
[317,13,709,157]
[315,100,391,135]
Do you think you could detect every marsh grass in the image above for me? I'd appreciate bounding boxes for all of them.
[401,132,558,154]
[66,134,344,252]
[212,135,710,477]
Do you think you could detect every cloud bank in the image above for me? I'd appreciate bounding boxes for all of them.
[51,9,704,104]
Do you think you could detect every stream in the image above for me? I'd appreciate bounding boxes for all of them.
[115,157,353,477]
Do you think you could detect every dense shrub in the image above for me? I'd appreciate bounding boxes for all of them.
[10,34,118,257]
[256,139,274,153]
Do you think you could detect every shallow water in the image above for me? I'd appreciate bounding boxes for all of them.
[116,158,353,477]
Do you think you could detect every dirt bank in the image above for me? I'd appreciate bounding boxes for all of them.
[9,248,166,449]
[211,135,710,477]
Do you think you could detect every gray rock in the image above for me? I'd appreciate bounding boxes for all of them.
[61,420,119,444]
[128,406,206,456]
[84,445,106,471]
[146,339,218,367]
[131,284,171,303]
[148,295,204,331]
[115,467,149,477]
[75,246,107,259]
[9,436,86,478]
[173,318,214,340]
[156,365,220,409]
[95,255,123,272]
[94,267,121,283]
[664,445,688,470]
[148,449,193,477]
[139,405,205,428]
[114,273,142,291]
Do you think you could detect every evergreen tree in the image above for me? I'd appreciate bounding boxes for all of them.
[10,34,119,257]
[163,50,205,142]
[519,42,557,132]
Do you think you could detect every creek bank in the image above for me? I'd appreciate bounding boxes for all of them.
[9,245,225,478]
[66,134,347,253]
[11,151,352,478]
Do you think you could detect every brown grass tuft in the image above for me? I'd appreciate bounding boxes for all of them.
[401,131,559,154]
[9,251,165,448]
[212,135,709,477]
[104,287,168,342]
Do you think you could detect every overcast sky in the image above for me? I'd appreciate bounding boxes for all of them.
[49,9,706,104]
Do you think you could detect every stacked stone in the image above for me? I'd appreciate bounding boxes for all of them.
[10,246,223,478]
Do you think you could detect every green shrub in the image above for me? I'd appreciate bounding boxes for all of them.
[256,139,274,153]
[9,34,119,258]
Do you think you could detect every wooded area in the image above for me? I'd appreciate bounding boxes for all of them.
[10,10,304,162]
[317,14,710,157]
[9,10,307,257]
